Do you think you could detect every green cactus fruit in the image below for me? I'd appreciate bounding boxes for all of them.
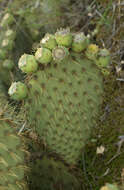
[5,29,16,41]
[0,13,15,28]
[8,82,28,101]
[55,28,73,47]
[1,38,14,51]
[35,47,52,65]
[3,59,14,70]
[28,155,83,190]
[40,33,57,50]
[23,50,103,165]
[98,48,111,67]
[18,54,38,74]
[85,44,99,60]
[52,46,69,63]
[100,183,119,190]
[71,32,88,52]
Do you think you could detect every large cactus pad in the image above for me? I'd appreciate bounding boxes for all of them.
[24,52,103,165]
[0,115,28,190]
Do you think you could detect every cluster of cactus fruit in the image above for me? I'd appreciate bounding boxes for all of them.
[0,28,112,189]
[0,12,16,86]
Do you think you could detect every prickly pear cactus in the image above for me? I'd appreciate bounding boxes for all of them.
[0,12,16,86]
[0,13,16,59]
[0,101,29,190]
[28,153,83,190]
[9,28,110,165]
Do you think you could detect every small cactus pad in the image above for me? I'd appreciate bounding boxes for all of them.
[18,54,38,74]
[8,82,28,101]
[28,155,83,190]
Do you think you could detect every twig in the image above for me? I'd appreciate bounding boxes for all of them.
[116,78,124,81]
[18,122,26,135]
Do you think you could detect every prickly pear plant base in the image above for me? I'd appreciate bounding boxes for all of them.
[28,153,83,190]
[0,115,29,190]
[9,28,110,166]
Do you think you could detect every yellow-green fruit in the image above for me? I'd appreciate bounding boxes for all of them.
[40,33,57,50]
[98,48,111,67]
[55,28,73,47]
[18,54,38,74]
[35,47,52,65]
[8,82,28,101]
[85,44,99,60]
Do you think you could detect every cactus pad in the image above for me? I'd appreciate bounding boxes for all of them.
[28,154,83,190]
[24,51,103,165]
[0,113,29,190]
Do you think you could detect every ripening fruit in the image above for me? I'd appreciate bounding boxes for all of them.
[98,48,111,67]
[85,44,99,60]
[18,54,38,74]
[8,81,28,101]
[40,33,57,50]
[52,46,69,63]
[55,28,73,47]
[71,32,88,52]
[35,47,52,65]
